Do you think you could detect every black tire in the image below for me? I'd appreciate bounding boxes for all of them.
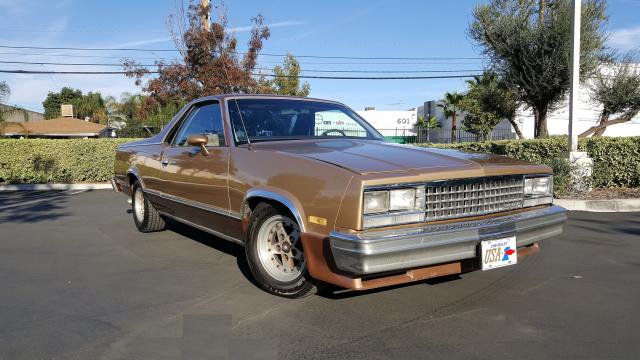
[245,203,317,298]
[131,181,165,233]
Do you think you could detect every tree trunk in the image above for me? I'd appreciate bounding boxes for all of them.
[533,106,549,138]
[578,111,636,138]
[593,112,609,137]
[507,117,524,139]
[451,113,457,143]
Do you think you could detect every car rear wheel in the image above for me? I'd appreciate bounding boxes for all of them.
[131,181,165,233]
[245,203,317,298]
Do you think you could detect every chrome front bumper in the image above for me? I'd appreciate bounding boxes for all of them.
[329,205,567,275]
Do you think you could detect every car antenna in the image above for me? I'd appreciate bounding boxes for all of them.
[219,59,252,150]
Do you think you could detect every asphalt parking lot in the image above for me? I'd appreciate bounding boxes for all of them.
[1,190,639,359]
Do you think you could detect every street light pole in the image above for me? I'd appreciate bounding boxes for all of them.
[568,0,581,152]
[566,0,592,192]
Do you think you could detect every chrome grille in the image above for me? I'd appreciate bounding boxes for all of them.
[425,176,524,221]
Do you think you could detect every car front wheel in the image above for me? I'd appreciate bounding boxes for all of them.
[245,203,317,298]
[131,181,165,233]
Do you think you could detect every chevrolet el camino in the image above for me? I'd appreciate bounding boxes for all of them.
[112,95,566,298]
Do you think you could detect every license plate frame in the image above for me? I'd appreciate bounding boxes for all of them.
[480,236,517,271]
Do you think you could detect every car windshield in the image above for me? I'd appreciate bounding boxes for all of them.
[227,98,383,144]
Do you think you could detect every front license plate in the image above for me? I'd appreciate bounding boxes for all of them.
[481,237,517,270]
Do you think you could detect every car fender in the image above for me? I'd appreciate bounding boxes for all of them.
[242,187,307,233]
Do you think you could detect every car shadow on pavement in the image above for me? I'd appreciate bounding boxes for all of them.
[160,217,467,299]
[163,218,259,287]
[318,274,463,300]
[0,191,71,223]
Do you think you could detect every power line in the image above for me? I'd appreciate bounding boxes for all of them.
[0,27,167,34]
[272,69,484,74]
[0,60,157,67]
[0,45,486,60]
[0,69,480,79]
[0,69,151,75]
[0,51,177,61]
[0,51,178,61]
[0,45,177,52]
[277,74,479,80]
[0,51,484,65]
[0,60,483,74]
[260,54,485,60]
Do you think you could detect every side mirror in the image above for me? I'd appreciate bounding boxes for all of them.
[186,134,210,156]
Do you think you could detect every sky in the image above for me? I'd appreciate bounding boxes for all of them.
[0,0,639,113]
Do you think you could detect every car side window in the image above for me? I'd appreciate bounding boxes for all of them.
[173,102,226,147]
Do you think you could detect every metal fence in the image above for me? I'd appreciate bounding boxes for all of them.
[377,127,517,144]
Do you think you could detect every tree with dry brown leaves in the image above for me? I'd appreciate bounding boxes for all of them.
[124,1,273,119]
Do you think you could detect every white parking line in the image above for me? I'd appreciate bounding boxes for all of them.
[0,190,87,211]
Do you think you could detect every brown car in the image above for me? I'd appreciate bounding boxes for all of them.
[112,95,566,298]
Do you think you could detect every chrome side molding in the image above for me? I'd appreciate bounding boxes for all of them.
[145,188,242,220]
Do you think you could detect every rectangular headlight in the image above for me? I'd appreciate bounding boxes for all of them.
[524,176,553,197]
[389,188,416,211]
[363,185,426,228]
[523,175,553,207]
[363,191,389,214]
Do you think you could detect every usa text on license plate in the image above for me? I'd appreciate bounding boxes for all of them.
[481,237,517,270]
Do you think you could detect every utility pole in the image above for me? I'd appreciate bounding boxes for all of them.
[200,0,210,32]
[539,0,545,27]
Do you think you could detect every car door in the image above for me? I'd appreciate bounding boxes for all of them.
[155,101,234,229]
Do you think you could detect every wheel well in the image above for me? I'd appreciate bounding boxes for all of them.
[127,173,138,187]
[245,197,297,225]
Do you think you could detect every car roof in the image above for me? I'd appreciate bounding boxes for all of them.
[192,94,344,105]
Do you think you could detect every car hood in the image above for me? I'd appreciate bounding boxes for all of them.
[252,139,544,175]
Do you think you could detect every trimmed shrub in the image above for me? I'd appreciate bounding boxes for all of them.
[0,138,139,184]
[582,136,640,188]
[1,136,638,188]
[418,136,640,189]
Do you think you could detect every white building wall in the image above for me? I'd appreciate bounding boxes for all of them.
[356,109,418,133]
[426,63,640,138]
[515,86,640,138]
[425,88,640,139]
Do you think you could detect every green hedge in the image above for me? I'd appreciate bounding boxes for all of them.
[0,138,139,184]
[1,137,638,187]
[418,136,640,188]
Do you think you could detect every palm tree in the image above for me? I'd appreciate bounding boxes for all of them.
[465,71,524,139]
[104,92,146,129]
[437,92,465,143]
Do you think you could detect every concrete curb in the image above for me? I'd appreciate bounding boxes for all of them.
[0,183,112,191]
[554,198,640,212]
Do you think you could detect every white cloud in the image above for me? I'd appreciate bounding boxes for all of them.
[5,68,140,113]
[229,20,306,33]
[112,37,173,48]
[2,18,307,112]
[609,26,640,52]
[107,20,306,48]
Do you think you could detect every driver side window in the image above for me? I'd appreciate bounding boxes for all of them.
[173,102,226,147]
